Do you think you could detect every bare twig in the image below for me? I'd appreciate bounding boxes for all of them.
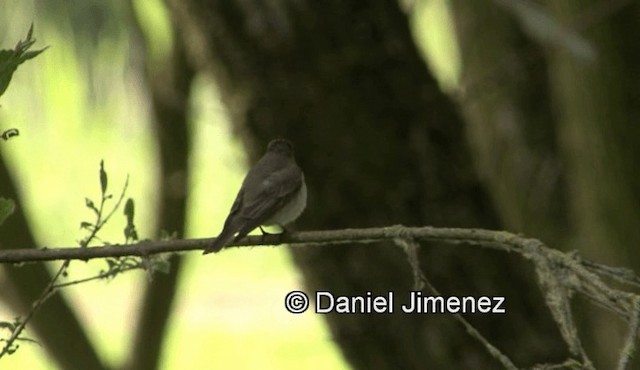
[617,297,640,370]
[422,277,519,370]
[394,237,426,290]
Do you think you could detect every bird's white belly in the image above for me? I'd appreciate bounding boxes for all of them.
[264,178,307,226]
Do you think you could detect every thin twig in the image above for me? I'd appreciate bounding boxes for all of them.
[0,260,69,357]
[422,277,519,370]
[52,260,143,289]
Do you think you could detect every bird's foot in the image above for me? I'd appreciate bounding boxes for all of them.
[259,225,288,244]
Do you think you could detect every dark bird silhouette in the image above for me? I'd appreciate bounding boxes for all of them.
[203,139,306,254]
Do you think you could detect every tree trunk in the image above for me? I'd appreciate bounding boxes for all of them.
[449,0,569,245]
[544,1,640,367]
[122,5,195,370]
[451,0,640,367]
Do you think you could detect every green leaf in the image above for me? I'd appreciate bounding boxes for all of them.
[0,321,16,331]
[124,224,138,242]
[6,343,19,355]
[124,198,135,221]
[0,24,48,98]
[85,198,98,214]
[0,197,16,225]
[80,221,93,230]
[99,160,108,194]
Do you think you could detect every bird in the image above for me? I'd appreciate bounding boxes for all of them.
[203,139,307,254]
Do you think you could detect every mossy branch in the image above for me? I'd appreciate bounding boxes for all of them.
[2,225,640,369]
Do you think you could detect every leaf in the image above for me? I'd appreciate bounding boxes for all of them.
[0,321,16,331]
[79,221,93,230]
[0,24,48,98]
[124,224,138,242]
[0,197,15,225]
[6,343,19,355]
[99,160,108,194]
[85,198,98,214]
[124,198,135,221]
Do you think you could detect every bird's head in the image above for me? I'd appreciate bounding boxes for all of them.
[267,139,294,156]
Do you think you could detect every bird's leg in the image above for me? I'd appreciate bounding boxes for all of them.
[259,226,271,235]
[259,226,271,244]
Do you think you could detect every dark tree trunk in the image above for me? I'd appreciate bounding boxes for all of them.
[122,6,195,370]
[169,1,564,368]
[449,0,569,244]
[452,1,640,368]
[543,1,640,367]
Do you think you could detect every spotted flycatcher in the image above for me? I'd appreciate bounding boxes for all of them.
[203,139,307,254]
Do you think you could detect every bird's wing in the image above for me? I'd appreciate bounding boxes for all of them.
[234,165,302,239]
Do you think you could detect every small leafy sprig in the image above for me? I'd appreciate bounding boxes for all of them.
[0,160,137,358]
[79,160,128,247]
[123,198,139,243]
[0,24,48,98]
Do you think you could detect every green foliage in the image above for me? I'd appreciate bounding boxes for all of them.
[123,198,138,242]
[99,160,108,195]
[76,161,168,283]
[78,160,121,243]
[0,24,48,99]
[0,198,15,226]
[1,161,144,358]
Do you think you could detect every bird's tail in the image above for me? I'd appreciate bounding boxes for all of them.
[203,226,237,254]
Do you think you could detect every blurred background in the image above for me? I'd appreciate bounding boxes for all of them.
[1,0,640,369]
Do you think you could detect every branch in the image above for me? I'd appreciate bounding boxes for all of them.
[0,225,626,266]
[0,225,528,263]
[2,225,639,368]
